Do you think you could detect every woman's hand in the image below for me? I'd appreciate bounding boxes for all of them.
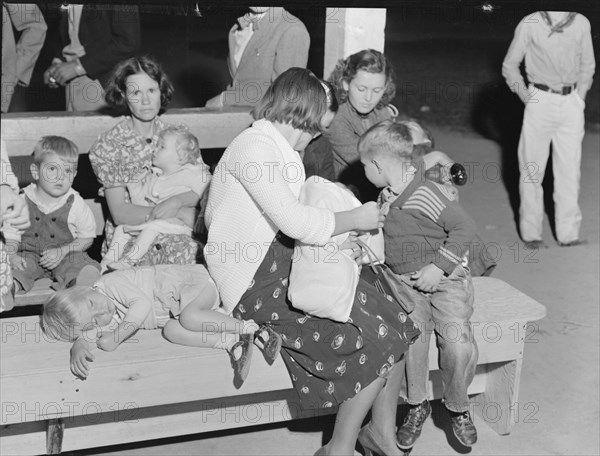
[352,202,385,231]
[339,234,362,262]
[0,185,30,230]
[148,198,182,221]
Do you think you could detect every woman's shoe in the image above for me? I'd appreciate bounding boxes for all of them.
[227,334,253,388]
[358,423,406,456]
[254,323,282,365]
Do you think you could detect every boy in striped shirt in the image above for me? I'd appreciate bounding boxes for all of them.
[358,120,478,450]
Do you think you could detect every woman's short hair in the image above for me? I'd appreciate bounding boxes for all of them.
[329,49,396,109]
[252,68,337,135]
[159,124,203,166]
[358,119,413,163]
[104,55,174,112]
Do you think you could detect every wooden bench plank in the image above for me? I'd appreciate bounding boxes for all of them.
[1,108,253,157]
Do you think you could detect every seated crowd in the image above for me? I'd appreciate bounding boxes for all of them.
[1,49,490,455]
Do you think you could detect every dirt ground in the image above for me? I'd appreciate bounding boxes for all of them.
[79,126,599,456]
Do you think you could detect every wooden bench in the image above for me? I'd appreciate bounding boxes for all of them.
[0,277,546,455]
[2,108,254,308]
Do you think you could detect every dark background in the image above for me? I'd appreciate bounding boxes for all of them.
[8,1,599,134]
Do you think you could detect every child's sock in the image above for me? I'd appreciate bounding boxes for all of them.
[241,319,259,334]
[213,332,238,352]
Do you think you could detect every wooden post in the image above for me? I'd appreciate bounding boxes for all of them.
[46,419,64,454]
[323,8,387,79]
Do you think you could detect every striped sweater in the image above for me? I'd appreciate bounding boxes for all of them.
[381,160,477,276]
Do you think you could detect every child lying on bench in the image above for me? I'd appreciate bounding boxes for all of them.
[40,264,282,386]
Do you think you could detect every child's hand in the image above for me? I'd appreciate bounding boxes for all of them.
[70,338,95,379]
[9,253,27,272]
[411,264,444,293]
[39,246,68,270]
[96,331,120,352]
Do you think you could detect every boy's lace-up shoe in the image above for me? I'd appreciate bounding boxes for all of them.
[396,400,431,450]
[450,410,478,447]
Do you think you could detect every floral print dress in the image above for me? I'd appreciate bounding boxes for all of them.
[89,116,199,265]
[233,233,420,409]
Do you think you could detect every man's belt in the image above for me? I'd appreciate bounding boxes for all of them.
[533,83,577,95]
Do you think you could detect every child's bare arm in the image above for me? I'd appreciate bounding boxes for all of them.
[96,320,141,351]
[95,275,153,351]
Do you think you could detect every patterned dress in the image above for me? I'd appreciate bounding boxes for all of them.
[233,233,420,409]
[89,116,199,265]
[0,233,14,312]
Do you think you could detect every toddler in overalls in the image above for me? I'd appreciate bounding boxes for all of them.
[8,136,100,293]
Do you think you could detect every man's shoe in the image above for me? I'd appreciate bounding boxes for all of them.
[523,240,546,249]
[450,410,477,447]
[558,239,587,247]
[396,400,431,450]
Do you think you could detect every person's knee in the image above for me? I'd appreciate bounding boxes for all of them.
[436,321,475,351]
[162,320,179,342]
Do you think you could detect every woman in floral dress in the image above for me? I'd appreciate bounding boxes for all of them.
[89,56,200,265]
[205,68,419,456]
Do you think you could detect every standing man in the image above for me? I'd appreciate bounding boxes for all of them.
[43,3,140,112]
[205,6,310,107]
[1,3,47,112]
[502,11,595,249]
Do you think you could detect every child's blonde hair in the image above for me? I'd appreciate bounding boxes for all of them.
[41,287,92,342]
[358,119,413,163]
[33,136,79,166]
[159,125,202,166]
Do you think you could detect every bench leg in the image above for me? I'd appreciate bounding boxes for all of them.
[472,358,523,435]
[46,418,64,454]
